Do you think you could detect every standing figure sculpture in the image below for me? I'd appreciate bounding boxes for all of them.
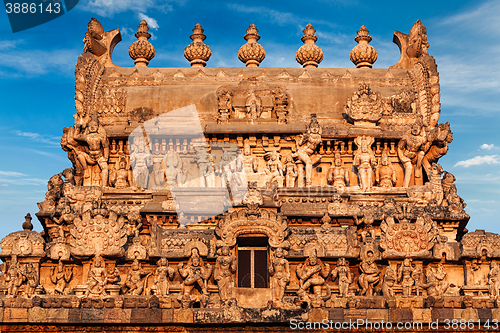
[74,113,109,187]
[397,118,427,187]
[330,258,352,297]
[214,246,237,306]
[178,249,213,308]
[398,258,414,297]
[85,256,107,297]
[295,114,322,187]
[164,150,180,189]
[130,142,153,189]
[5,255,23,297]
[50,260,73,295]
[283,155,297,187]
[359,251,380,296]
[375,149,396,188]
[151,257,175,296]
[196,148,215,187]
[269,247,290,307]
[327,152,349,190]
[353,136,376,191]
[382,266,396,298]
[264,151,284,188]
[488,261,500,297]
[218,149,234,186]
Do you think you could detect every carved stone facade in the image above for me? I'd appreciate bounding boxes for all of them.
[3,17,499,329]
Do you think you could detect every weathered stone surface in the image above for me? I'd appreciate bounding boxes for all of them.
[0,15,497,330]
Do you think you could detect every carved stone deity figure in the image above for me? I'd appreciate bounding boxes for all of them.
[330,258,352,297]
[5,255,23,297]
[61,127,85,186]
[441,172,465,212]
[264,151,283,187]
[269,247,290,307]
[422,122,452,176]
[412,266,423,296]
[327,152,349,189]
[353,136,376,191]
[130,142,153,189]
[283,155,297,187]
[218,150,234,186]
[52,202,76,226]
[398,258,415,297]
[110,156,131,189]
[196,148,215,187]
[151,257,175,296]
[296,250,330,301]
[214,246,237,306]
[397,119,427,187]
[50,260,73,295]
[85,256,107,297]
[488,261,500,297]
[382,266,396,298]
[295,114,322,187]
[22,263,39,296]
[177,248,213,307]
[217,89,232,124]
[375,149,396,188]
[124,259,150,296]
[423,263,449,297]
[73,113,110,187]
[164,150,182,188]
[359,251,380,296]
[106,262,121,285]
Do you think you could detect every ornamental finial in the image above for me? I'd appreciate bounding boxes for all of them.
[349,25,377,68]
[296,23,323,68]
[129,20,155,67]
[238,24,265,67]
[184,23,212,68]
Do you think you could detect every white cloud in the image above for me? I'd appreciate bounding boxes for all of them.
[13,131,60,145]
[0,48,79,77]
[137,13,159,30]
[481,144,496,150]
[0,171,46,186]
[439,1,500,32]
[79,0,177,17]
[454,155,500,167]
[0,171,26,177]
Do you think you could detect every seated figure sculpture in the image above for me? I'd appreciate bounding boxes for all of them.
[177,248,212,308]
[296,249,330,303]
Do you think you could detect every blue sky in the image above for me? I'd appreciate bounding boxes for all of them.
[0,0,499,236]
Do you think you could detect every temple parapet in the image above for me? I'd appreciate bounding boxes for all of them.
[4,17,500,329]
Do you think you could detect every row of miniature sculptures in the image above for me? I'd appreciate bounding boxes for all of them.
[58,111,453,193]
[5,248,500,309]
[122,17,379,69]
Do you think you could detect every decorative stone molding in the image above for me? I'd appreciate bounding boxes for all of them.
[68,204,127,258]
[238,24,265,67]
[350,25,377,68]
[345,84,383,126]
[129,20,155,67]
[380,215,438,258]
[215,209,288,248]
[296,23,323,68]
[0,214,45,258]
[184,23,211,67]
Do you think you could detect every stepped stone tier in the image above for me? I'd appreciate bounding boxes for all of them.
[1,17,499,332]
